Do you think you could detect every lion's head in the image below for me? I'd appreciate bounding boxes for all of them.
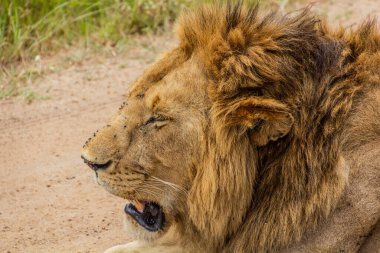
[81,3,353,252]
[81,52,209,241]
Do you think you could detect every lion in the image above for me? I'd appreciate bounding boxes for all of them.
[81,2,380,253]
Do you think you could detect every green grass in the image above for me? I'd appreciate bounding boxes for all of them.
[0,0,195,65]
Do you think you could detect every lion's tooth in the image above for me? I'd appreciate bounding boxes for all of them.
[134,200,145,213]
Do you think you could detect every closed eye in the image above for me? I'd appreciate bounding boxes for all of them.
[144,115,169,126]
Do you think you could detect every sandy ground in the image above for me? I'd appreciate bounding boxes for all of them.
[1,1,379,252]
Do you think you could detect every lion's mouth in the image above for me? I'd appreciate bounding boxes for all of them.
[125,200,165,232]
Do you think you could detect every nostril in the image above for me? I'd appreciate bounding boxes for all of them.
[81,155,112,171]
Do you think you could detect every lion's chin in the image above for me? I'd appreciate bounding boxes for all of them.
[124,200,165,232]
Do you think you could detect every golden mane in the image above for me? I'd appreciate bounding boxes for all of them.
[177,2,379,252]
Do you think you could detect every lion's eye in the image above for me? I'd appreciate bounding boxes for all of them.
[144,115,168,126]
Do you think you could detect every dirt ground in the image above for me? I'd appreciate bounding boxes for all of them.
[1,1,379,252]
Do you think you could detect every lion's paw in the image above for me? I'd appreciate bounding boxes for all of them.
[104,241,143,253]
[104,241,183,253]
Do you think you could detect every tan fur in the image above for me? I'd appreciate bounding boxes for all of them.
[81,3,380,253]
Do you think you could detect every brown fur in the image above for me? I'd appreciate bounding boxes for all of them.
[82,2,380,253]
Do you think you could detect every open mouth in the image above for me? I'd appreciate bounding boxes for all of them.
[125,200,165,232]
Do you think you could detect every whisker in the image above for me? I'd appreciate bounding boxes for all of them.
[136,188,161,200]
[150,176,188,195]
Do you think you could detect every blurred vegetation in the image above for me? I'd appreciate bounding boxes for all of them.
[0,0,196,65]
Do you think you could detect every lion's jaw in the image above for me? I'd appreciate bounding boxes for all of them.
[81,57,209,241]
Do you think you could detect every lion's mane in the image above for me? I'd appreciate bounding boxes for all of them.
[176,3,380,252]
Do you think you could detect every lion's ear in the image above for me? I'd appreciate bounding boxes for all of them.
[222,97,294,146]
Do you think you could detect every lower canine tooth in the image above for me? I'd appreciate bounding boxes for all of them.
[134,200,145,213]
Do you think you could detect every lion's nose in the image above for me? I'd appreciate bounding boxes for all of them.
[81,155,112,171]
